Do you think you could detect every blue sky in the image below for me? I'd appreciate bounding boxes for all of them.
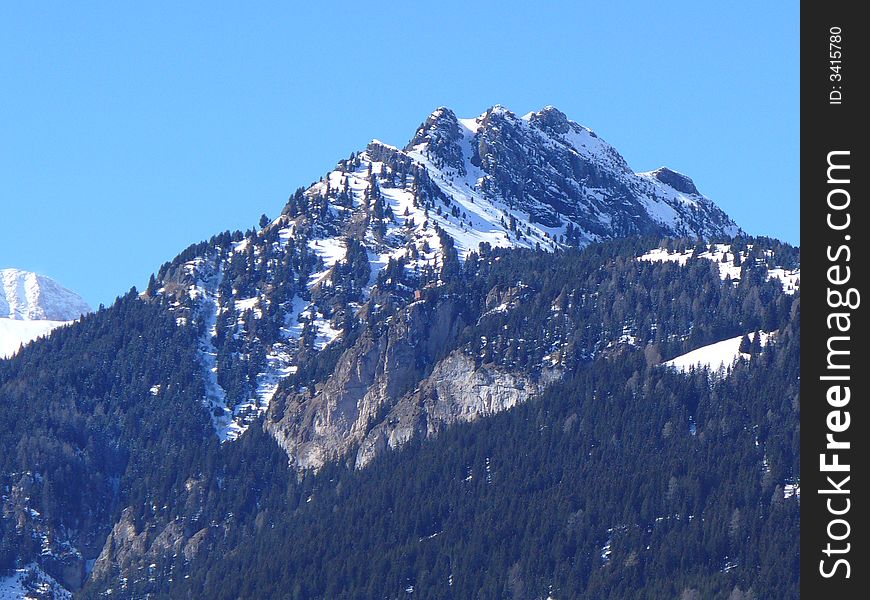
[1,2,798,307]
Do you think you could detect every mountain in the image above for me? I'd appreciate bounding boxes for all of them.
[0,269,91,359]
[0,106,799,599]
[149,104,744,456]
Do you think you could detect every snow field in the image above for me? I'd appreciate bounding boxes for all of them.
[663,331,772,375]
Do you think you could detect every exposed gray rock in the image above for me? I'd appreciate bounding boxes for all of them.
[91,508,147,581]
[403,104,739,239]
[405,107,466,175]
[183,527,211,562]
[155,103,742,474]
[356,352,561,469]
[266,298,468,471]
[91,508,186,583]
[650,166,700,195]
[157,102,741,452]
[266,284,563,472]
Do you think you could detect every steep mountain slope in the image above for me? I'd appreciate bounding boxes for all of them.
[77,239,799,599]
[405,106,739,241]
[1,293,211,597]
[0,237,800,599]
[150,104,744,455]
[0,269,91,358]
[0,563,72,600]
[171,317,800,600]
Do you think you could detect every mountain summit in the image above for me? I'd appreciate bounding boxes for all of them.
[400,105,740,242]
[0,268,91,358]
[1,268,90,321]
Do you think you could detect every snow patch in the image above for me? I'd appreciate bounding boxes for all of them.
[0,317,70,359]
[767,267,800,295]
[663,331,772,375]
[308,238,347,287]
[784,481,801,500]
[235,296,260,313]
[312,315,341,350]
[187,262,236,441]
[0,563,72,599]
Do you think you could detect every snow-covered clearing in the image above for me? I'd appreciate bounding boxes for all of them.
[663,331,772,375]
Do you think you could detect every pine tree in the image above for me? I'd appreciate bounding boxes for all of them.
[738,334,751,354]
[749,330,763,355]
[146,273,158,297]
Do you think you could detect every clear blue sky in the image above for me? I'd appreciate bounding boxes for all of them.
[1,2,798,308]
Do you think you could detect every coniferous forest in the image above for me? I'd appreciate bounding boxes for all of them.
[1,235,799,599]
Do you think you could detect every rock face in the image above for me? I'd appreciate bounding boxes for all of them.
[91,506,208,585]
[267,297,471,471]
[406,107,466,175]
[649,167,700,195]
[266,292,559,472]
[405,105,740,240]
[91,509,150,581]
[356,352,560,469]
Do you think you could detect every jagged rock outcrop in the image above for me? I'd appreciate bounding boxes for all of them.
[405,107,466,175]
[92,509,149,581]
[649,166,700,195]
[267,297,562,471]
[92,508,187,583]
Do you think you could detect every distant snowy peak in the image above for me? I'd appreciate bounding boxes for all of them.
[1,268,91,321]
[0,269,90,358]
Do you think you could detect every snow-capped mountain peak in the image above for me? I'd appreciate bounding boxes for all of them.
[0,269,91,358]
[404,105,739,239]
[1,268,91,321]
